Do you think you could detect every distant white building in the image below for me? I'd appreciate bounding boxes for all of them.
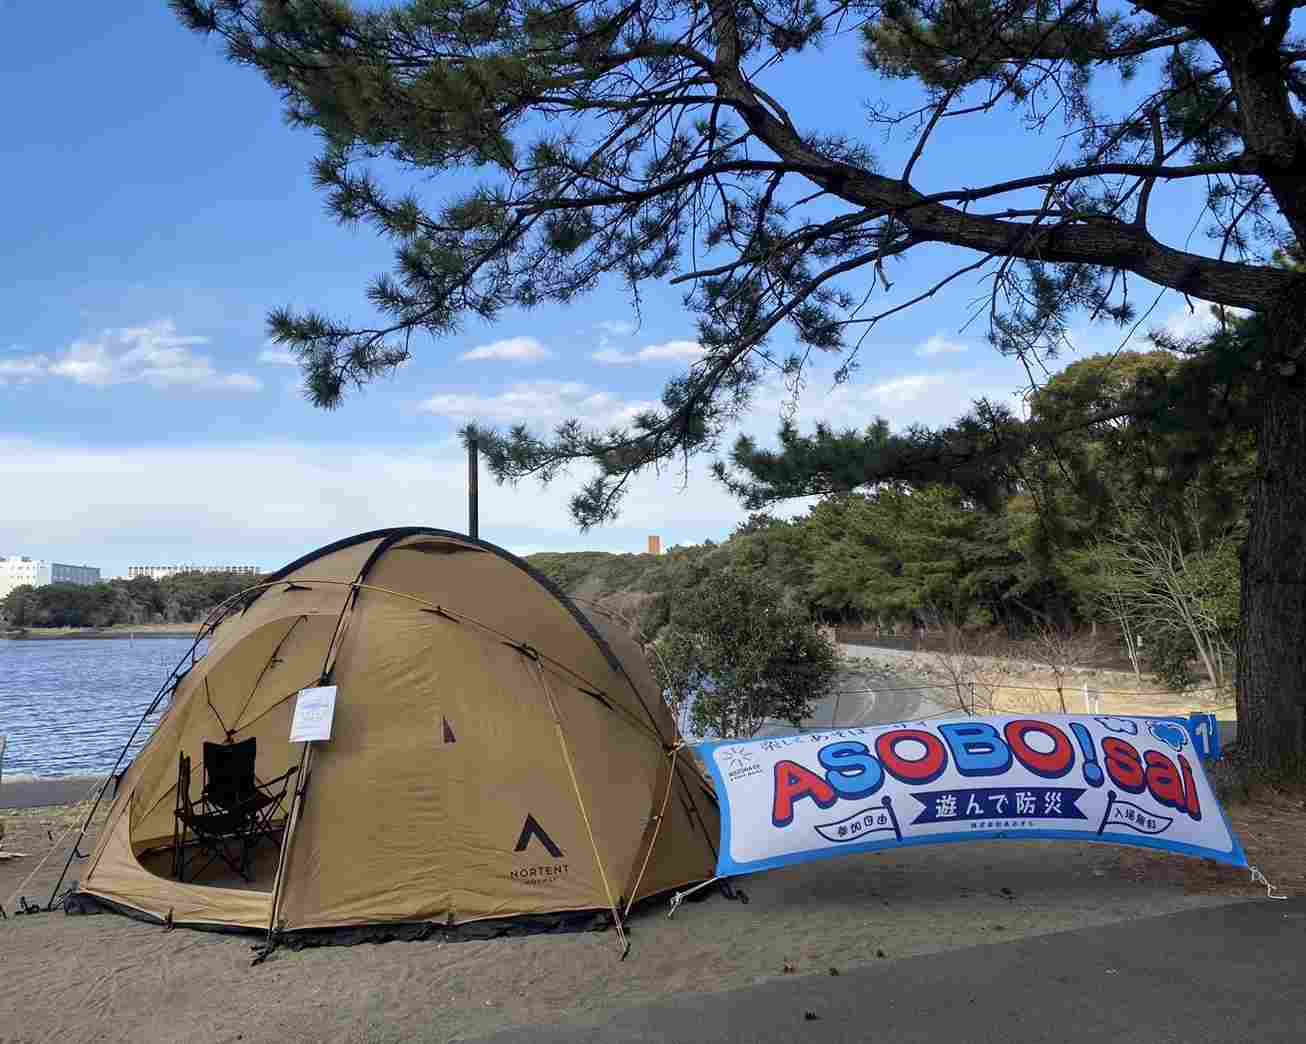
[126,564,260,581]
[0,556,102,599]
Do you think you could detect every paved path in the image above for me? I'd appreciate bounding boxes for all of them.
[474,898,1305,1043]
[0,776,107,810]
[753,644,951,739]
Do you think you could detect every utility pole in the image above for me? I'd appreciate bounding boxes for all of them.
[467,436,480,540]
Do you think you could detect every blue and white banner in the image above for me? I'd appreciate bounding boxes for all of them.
[697,715,1247,878]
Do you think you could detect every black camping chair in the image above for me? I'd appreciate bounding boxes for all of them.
[203,738,297,859]
[172,752,255,883]
[171,739,296,883]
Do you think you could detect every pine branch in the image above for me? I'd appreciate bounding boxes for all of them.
[175,0,1306,528]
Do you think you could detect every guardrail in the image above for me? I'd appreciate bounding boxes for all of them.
[834,628,1141,673]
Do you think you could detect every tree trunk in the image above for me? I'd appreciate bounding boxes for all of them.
[1192,630,1221,692]
[1236,374,1306,766]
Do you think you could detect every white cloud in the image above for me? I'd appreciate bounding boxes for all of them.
[258,347,299,365]
[914,334,968,358]
[4,320,261,392]
[864,372,1025,425]
[1,354,1045,572]
[1156,304,1248,342]
[49,344,116,385]
[1066,302,1255,359]
[592,339,704,365]
[746,367,1027,435]
[1159,309,1211,341]
[419,380,656,429]
[596,320,637,337]
[865,374,957,404]
[640,340,704,361]
[458,336,551,362]
[0,355,50,384]
[0,437,756,569]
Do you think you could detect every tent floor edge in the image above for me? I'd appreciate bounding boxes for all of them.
[67,882,716,949]
[274,908,615,951]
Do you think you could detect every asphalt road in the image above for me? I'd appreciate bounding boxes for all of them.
[0,776,106,809]
[753,644,951,739]
[474,898,1306,1043]
[781,643,1241,748]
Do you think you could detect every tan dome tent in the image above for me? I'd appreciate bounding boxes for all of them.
[69,528,718,945]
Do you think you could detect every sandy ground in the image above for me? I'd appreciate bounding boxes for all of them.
[3,786,1299,1044]
[2,795,107,913]
[0,661,1286,1043]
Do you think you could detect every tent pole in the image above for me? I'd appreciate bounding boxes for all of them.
[257,740,313,961]
[256,543,396,962]
[529,658,630,958]
[45,622,213,910]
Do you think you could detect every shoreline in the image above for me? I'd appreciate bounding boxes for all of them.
[0,775,108,810]
[1,627,199,641]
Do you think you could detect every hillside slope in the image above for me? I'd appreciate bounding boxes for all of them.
[526,550,670,622]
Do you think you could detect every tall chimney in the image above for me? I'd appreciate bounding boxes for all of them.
[467,436,480,540]
[647,535,661,555]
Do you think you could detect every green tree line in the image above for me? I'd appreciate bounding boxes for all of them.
[533,343,1249,693]
[1,572,263,630]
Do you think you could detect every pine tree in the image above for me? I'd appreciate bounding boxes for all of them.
[174,0,1306,767]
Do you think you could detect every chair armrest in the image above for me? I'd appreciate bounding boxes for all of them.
[256,766,300,792]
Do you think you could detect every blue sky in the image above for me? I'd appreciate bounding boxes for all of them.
[1,3,1232,577]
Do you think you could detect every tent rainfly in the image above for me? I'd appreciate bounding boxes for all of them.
[71,528,719,944]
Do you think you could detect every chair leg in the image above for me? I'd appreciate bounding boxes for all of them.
[176,824,249,884]
[173,819,188,881]
[249,804,284,856]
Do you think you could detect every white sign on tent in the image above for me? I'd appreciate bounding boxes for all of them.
[290,686,338,743]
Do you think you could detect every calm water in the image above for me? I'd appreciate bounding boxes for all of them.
[0,638,204,778]
[0,638,935,778]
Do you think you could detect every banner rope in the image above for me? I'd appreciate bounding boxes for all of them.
[4,774,109,916]
[1249,865,1288,900]
[667,876,721,918]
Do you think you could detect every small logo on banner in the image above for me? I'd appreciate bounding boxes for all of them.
[514,813,564,858]
[1097,791,1174,836]
[1147,720,1188,752]
[722,746,764,782]
[910,787,1089,825]
[813,797,902,843]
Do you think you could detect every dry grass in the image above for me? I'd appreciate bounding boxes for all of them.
[975,667,1234,719]
[869,628,1235,722]
[1111,782,1306,897]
